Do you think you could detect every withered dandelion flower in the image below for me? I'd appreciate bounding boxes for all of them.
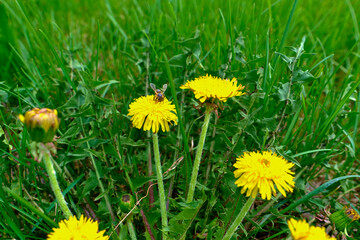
[127,95,177,133]
[180,74,245,103]
[330,206,360,231]
[233,151,295,200]
[47,215,109,240]
[345,207,360,221]
[287,218,335,240]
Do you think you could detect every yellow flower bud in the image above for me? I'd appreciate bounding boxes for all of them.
[18,108,59,143]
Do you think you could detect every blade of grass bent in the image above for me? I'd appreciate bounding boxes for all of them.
[163,53,192,189]
[0,175,26,239]
[4,188,58,228]
[280,175,360,214]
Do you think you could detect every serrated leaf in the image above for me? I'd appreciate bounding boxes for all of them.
[292,69,315,83]
[103,144,121,160]
[120,135,145,147]
[175,32,200,49]
[257,116,277,132]
[192,42,201,59]
[243,69,259,82]
[277,82,290,101]
[132,176,156,190]
[245,125,261,147]
[68,59,85,71]
[275,52,293,65]
[169,199,205,239]
[58,93,85,110]
[221,133,232,148]
[94,80,120,91]
[0,89,8,102]
[79,171,98,198]
[169,53,188,68]
[84,149,103,158]
[59,125,80,140]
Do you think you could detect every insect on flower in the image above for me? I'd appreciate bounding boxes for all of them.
[150,83,167,103]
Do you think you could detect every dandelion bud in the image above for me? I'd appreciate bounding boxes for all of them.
[119,193,135,213]
[18,108,59,143]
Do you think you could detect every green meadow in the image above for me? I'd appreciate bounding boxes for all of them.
[0,0,359,239]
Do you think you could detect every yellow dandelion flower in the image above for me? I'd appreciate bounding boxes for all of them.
[18,108,59,143]
[180,74,245,103]
[47,215,109,240]
[127,95,178,133]
[287,218,336,240]
[233,151,295,200]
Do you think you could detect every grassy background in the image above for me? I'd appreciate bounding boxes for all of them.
[0,0,359,239]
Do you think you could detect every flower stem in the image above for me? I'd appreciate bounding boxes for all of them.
[186,106,212,203]
[147,131,154,208]
[41,145,72,219]
[127,218,137,240]
[222,197,255,240]
[152,133,168,240]
[205,114,218,184]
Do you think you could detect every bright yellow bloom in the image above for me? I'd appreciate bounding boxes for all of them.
[47,215,109,240]
[287,218,336,240]
[127,95,177,133]
[180,74,245,103]
[233,151,295,200]
[19,108,59,142]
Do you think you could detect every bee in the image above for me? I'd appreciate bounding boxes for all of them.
[150,83,167,102]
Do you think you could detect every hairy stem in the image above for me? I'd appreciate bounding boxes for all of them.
[152,133,168,240]
[41,145,72,219]
[223,197,255,240]
[186,106,212,203]
[127,218,137,240]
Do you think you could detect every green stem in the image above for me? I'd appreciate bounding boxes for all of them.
[127,218,137,240]
[186,106,212,203]
[41,146,72,219]
[205,114,218,184]
[223,197,255,240]
[147,131,154,207]
[152,133,168,240]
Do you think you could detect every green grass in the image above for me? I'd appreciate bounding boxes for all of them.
[0,0,360,239]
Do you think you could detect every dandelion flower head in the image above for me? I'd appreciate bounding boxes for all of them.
[180,74,245,103]
[287,218,336,240]
[233,151,295,200]
[47,215,109,240]
[127,95,178,133]
[18,108,59,142]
